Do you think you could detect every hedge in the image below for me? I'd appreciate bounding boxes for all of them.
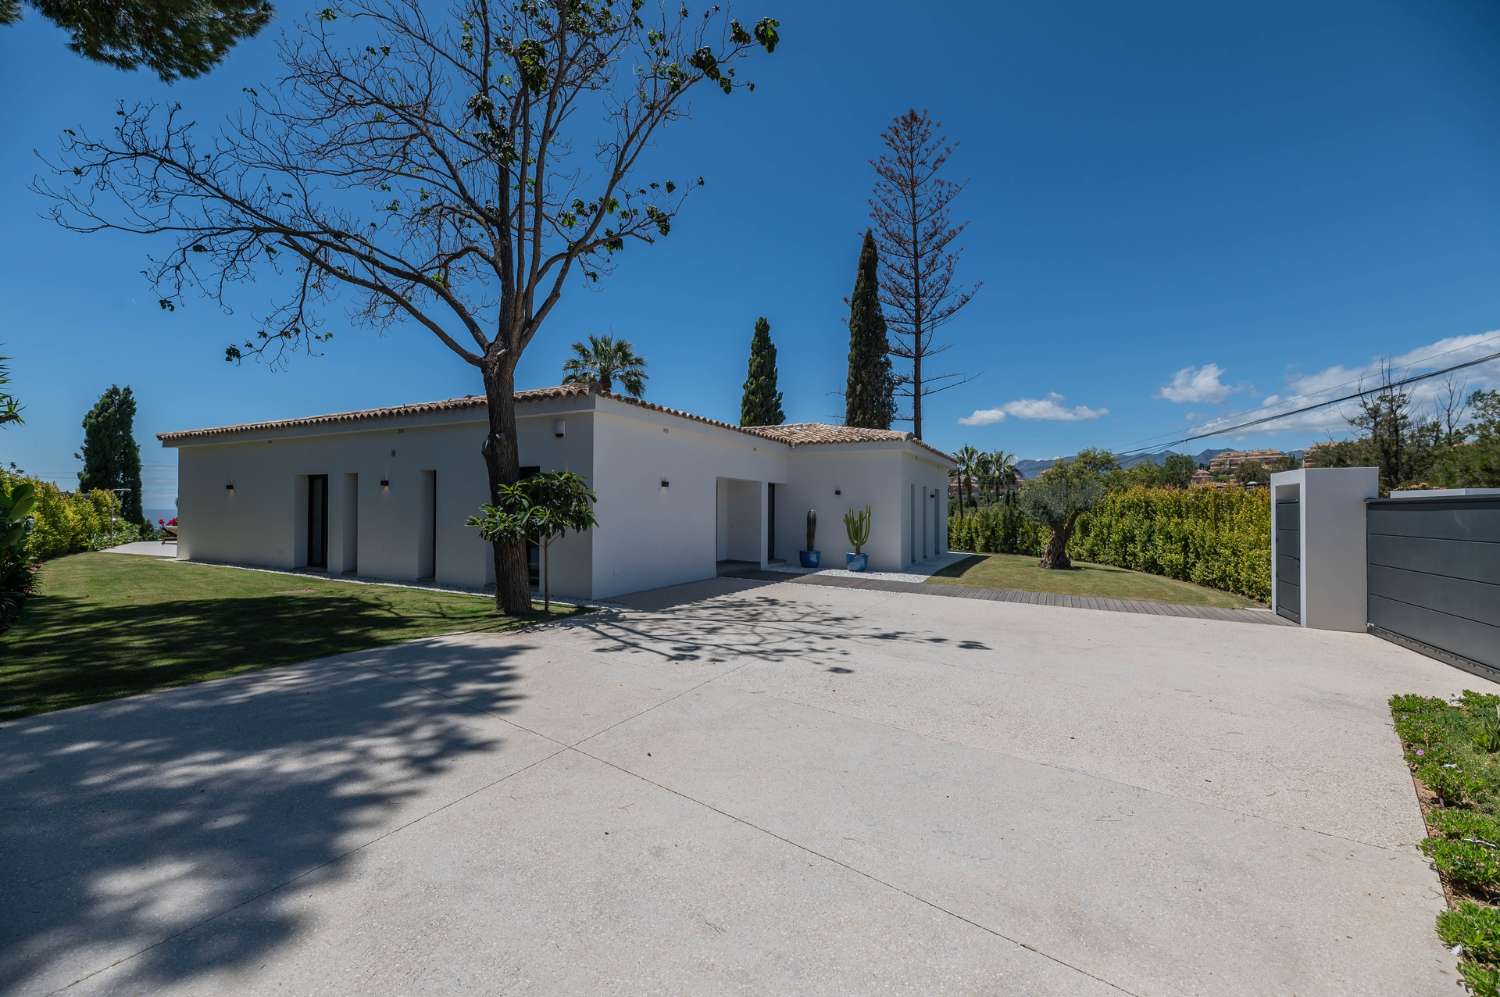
[948,486,1271,603]
[0,468,139,562]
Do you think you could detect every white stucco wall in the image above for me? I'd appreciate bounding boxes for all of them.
[168,392,953,600]
[171,397,596,597]
[1270,467,1380,631]
[775,445,950,571]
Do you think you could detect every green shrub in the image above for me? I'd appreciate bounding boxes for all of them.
[948,486,1271,602]
[1439,902,1500,965]
[1461,959,1500,997]
[0,467,127,562]
[1430,809,1500,846]
[1422,837,1500,895]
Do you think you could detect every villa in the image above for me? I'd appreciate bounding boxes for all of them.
[158,384,954,600]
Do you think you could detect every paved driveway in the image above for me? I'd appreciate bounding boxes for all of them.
[3,578,1491,995]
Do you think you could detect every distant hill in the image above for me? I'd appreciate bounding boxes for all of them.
[1014,448,1234,480]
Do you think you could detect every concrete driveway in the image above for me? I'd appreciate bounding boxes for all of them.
[3,577,1491,995]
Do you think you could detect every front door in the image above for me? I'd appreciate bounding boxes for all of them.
[307,474,328,570]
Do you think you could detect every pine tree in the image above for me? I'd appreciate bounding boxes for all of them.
[740,316,785,426]
[844,230,895,429]
[77,385,144,524]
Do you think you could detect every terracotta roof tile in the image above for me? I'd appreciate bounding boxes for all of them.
[158,386,953,462]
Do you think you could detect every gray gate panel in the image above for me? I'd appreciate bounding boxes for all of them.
[1367,501,1500,543]
[1368,534,1500,586]
[1369,563,1500,628]
[1276,579,1300,616]
[1368,594,1500,669]
[1276,499,1301,623]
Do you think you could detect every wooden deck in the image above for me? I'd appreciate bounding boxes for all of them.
[727,569,1290,626]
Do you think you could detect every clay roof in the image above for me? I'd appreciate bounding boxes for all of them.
[158,385,953,462]
[744,422,954,462]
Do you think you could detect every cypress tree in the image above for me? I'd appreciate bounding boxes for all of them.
[740,316,785,426]
[844,230,895,429]
[77,385,145,524]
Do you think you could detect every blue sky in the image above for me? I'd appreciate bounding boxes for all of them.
[2,0,1499,510]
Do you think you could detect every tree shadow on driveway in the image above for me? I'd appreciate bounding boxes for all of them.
[0,636,536,996]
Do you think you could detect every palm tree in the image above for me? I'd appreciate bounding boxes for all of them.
[561,334,648,398]
[952,445,981,510]
[991,451,1020,505]
[974,451,995,507]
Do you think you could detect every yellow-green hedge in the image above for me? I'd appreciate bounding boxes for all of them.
[949,487,1272,602]
[0,468,132,561]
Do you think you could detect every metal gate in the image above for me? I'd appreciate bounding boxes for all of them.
[1275,498,1300,623]
[1366,495,1500,675]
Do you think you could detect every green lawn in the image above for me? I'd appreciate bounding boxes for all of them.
[928,553,1254,609]
[0,553,578,720]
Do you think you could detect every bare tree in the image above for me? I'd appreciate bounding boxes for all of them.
[1349,360,1414,491]
[868,108,979,439]
[37,0,780,613]
[1434,373,1470,444]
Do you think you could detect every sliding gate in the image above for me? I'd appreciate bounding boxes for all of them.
[1366,494,1500,676]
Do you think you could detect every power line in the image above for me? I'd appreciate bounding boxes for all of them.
[1114,332,1500,455]
[1116,346,1500,458]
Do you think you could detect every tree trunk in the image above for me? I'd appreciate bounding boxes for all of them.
[1038,521,1073,570]
[481,359,532,614]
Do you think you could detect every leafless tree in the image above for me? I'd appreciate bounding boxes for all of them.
[868,108,979,439]
[1434,373,1470,444]
[1349,359,1414,491]
[37,0,780,613]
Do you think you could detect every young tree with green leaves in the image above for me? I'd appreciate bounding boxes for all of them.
[0,0,272,81]
[844,230,895,429]
[43,0,781,614]
[739,316,784,426]
[467,470,597,612]
[1020,448,1112,569]
[77,385,144,525]
[561,334,648,398]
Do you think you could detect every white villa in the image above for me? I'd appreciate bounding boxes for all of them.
[159,384,954,601]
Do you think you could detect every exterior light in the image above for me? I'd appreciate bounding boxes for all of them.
[834,488,842,496]
[225,482,235,494]
[660,479,670,488]
[380,479,390,491]
[553,418,566,438]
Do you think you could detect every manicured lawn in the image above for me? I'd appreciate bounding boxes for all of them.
[0,553,578,720]
[928,553,1254,608]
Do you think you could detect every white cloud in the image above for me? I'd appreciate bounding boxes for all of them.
[1188,330,1500,439]
[959,392,1109,426]
[1156,363,1235,404]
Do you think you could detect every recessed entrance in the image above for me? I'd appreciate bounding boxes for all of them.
[306,474,328,570]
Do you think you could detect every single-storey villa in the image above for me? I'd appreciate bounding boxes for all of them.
[158,384,954,601]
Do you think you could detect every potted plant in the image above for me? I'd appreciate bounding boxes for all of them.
[798,508,821,569]
[843,505,871,572]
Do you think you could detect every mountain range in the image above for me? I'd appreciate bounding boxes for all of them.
[1013,448,1234,480]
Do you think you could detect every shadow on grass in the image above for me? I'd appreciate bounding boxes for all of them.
[1,590,538,720]
[0,632,537,994]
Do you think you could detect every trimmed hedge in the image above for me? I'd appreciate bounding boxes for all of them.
[948,486,1271,603]
[0,468,138,561]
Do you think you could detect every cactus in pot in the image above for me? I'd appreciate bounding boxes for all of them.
[799,508,821,569]
[843,505,872,571]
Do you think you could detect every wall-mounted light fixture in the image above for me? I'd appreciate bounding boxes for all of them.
[834,488,842,496]
[380,479,390,492]
[225,482,235,494]
[553,418,567,439]
[660,479,670,489]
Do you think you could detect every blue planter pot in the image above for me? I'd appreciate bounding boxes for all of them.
[845,552,869,572]
[798,549,821,569]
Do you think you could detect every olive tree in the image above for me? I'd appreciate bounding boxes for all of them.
[1019,449,1111,569]
[39,0,780,612]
